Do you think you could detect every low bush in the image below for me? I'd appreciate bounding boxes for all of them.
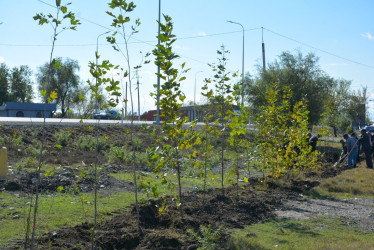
[15,157,38,171]
[54,130,72,147]
[74,135,109,152]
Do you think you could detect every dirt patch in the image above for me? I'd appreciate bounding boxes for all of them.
[0,165,133,193]
[34,185,297,249]
[275,196,374,232]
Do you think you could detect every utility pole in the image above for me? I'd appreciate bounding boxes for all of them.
[227,20,244,106]
[125,81,128,119]
[262,27,266,71]
[95,31,110,114]
[136,69,140,121]
[194,71,203,121]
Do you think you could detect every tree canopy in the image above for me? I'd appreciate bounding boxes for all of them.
[0,63,9,105]
[0,64,34,104]
[37,58,81,117]
[247,51,334,125]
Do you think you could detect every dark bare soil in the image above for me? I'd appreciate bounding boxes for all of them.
[35,185,299,249]
[0,125,350,249]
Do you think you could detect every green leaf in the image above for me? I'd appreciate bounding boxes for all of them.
[60,6,67,13]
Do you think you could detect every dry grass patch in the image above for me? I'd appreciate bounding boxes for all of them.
[312,165,374,198]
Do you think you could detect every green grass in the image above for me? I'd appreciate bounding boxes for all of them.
[310,166,374,199]
[0,190,145,247]
[228,217,374,250]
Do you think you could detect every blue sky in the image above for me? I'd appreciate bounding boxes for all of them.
[1,0,373,116]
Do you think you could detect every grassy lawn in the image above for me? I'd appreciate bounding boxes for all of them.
[229,217,374,250]
[229,162,374,249]
[311,165,374,198]
[0,190,145,247]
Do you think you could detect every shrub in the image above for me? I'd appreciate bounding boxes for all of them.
[15,157,38,171]
[25,140,46,158]
[107,146,148,166]
[187,224,224,250]
[74,135,109,152]
[54,130,72,147]
[0,135,12,147]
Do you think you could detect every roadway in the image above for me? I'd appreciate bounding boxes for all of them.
[0,117,153,127]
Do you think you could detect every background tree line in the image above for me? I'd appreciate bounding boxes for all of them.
[0,58,95,118]
[243,51,369,134]
[0,50,370,132]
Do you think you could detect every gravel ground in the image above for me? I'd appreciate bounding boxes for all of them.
[275,196,374,232]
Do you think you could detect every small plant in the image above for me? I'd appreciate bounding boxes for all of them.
[187,224,224,250]
[25,140,46,158]
[129,135,143,151]
[15,157,38,171]
[0,134,12,147]
[74,135,108,152]
[54,129,72,147]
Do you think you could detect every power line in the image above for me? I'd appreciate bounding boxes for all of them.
[6,0,373,70]
[0,29,261,47]
[264,28,374,70]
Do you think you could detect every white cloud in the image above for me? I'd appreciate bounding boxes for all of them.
[0,56,4,63]
[197,32,207,37]
[360,32,374,40]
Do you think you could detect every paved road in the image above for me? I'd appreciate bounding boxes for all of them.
[0,118,340,143]
[0,117,153,127]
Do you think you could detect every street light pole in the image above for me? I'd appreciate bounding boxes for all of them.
[95,31,110,114]
[155,0,161,124]
[194,71,203,121]
[227,20,244,106]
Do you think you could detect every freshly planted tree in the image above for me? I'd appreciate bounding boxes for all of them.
[151,14,195,215]
[87,57,120,246]
[105,0,150,233]
[256,83,321,179]
[31,1,80,248]
[204,46,237,194]
[227,101,249,196]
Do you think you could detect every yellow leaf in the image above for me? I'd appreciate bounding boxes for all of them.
[50,91,58,99]
[244,177,249,183]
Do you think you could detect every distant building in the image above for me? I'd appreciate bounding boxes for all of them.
[0,102,57,118]
[140,104,241,122]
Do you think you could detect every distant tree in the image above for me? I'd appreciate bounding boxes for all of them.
[37,58,80,117]
[73,85,96,117]
[321,79,352,135]
[346,86,368,127]
[0,63,9,105]
[247,51,334,124]
[8,65,33,102]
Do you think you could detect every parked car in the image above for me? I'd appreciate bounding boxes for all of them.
[93,110,120,120]
[364,125,374,133]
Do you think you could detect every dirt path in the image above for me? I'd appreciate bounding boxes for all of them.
[275,196,374,232]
